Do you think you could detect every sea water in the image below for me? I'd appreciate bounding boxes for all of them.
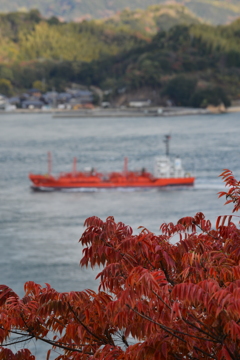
[0,112,239,357]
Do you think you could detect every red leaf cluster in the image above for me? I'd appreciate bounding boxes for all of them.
[1,170,240,359]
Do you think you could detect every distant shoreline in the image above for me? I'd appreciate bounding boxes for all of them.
[1,106,240,117]
[51,108,210,118]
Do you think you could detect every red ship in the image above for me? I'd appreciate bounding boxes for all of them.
[29,136,195,190]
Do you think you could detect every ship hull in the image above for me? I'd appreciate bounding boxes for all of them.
[29,174,195,190]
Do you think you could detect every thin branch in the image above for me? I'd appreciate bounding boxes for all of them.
[160,260,175,285]
[121,335,129,348]
[0,325,30,337]
[152,290,171,309]
[19,312,92,354]
[142,252,155,270]
[182,317,220,342]
[126,304,186,343]
[1,336,34,346]
[222,344,235,360]
[104,329,116,347]
[32,333,93,354]
[67,302,107,345]
[188,309,233,347]
[101,238,137,268]
[126,304,218,358]
[193,221,218,241]
[151,291,221,343]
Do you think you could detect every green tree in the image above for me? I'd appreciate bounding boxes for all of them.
[27,9,41,23]
[190,87,231,108]
[0,66,13,81]
[0,78,13,96]
[163,75,197,106]
[47,16,60,25]
[32,80,46,92]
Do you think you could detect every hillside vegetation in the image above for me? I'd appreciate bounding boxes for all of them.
[0,10,149,63]
[1,7,240,107]
[72,19,240,106]
[100,5,201,34]
[0,5,201,63]
[0,0,240,24]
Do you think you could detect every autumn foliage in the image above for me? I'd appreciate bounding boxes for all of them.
[2,169,240,359]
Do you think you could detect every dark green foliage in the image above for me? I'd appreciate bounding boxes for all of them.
[0,66,13,81]
[73,20,240,104]
[0,79,12,96]
[0,9,41,41]
[162,75,197,106]
[27,9,41,23]
[225,51,240,67]
[190,87,231,108]
[92,92,100,105]
[47,16,60,26]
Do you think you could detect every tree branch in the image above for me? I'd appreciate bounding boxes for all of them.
[67,302,108,345]
[126,304,217,358]
[1,336,34,346]
[19,312,92,354]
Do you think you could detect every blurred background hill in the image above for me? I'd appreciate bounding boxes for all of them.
[1,0,240,25]
[0,2,240,108]
[0,4,204,71]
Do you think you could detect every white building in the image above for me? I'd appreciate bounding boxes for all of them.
[129,99,151,108]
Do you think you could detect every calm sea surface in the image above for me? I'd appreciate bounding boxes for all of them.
[0,112,239,357]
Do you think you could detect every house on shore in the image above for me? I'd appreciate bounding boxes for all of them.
[128,99,152,107]
[22,99,44,109]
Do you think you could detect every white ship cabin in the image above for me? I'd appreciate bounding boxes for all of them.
[154,156,184,179]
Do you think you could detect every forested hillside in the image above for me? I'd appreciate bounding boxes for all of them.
[0,7,240,107]
[0,9,149,64]
[0,5,201,63]
[72,19,240,106]
[0,0,240,24]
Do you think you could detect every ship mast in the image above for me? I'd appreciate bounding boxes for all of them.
[123,157,128,176]
[163,135,171,156]
[72,157,77,176]
[48,152,52,175]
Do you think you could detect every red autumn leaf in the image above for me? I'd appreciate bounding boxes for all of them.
[2,169,240,359]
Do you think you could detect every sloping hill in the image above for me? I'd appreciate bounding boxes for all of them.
[0,0,240,24]
[101,5,201,34]
[0,4,201,63]
[71,19,240,104]
[186,0,240,25]
[0,9,240,103]
[0,10,150,64]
